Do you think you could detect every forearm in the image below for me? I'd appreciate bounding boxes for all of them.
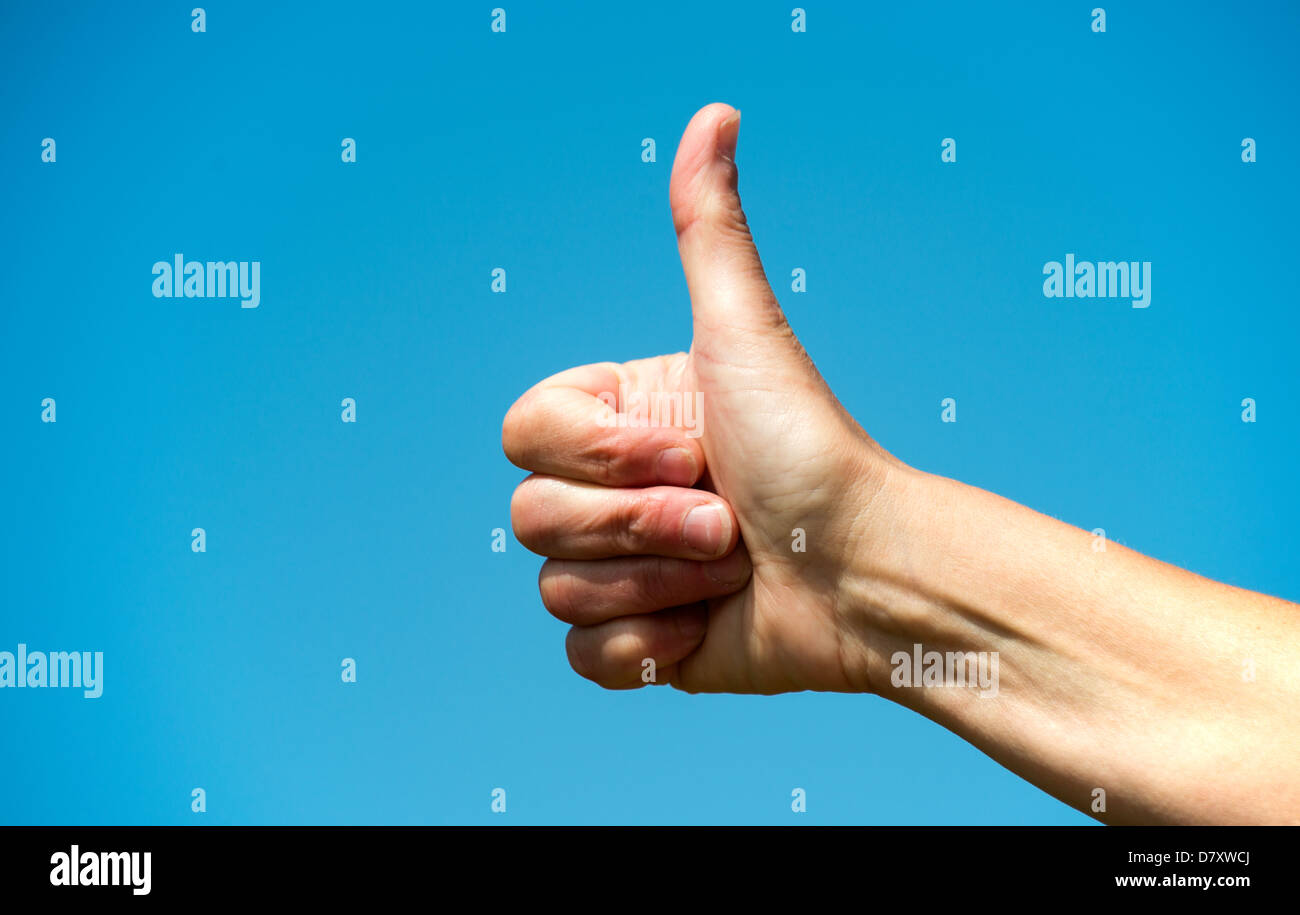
[843,462,1300,824]
[507,103,1299,822]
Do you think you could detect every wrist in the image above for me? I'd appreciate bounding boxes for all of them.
[832,455,948,696]
[810,426,950,696]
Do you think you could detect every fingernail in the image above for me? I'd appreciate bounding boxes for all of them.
[656,447,698,486]
[717,109,741,161]
[682,503,728,557]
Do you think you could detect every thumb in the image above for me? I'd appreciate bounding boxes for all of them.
[669,104,795,356]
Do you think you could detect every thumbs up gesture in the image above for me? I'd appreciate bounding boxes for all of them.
[503,104,897,694]
[503,105,1300,823]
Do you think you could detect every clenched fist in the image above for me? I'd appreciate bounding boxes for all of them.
[503,104,895,694]
[502,103,1300,825]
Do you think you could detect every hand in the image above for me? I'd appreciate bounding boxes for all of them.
[504,103,1300,824]
[504,103,897,694]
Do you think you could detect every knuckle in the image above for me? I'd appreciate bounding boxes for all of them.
[620,490,667,553]
[601,630,643,670]
[565,628,597,682]
[509,476,545,552]
[538,562,580,623]
[586,432,630,486]
[501,395,536,467]
[638,555,678,607]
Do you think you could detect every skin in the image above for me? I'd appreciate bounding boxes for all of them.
[502,103,1300,825]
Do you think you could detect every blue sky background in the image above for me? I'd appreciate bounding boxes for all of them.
[1,1,1296,824]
